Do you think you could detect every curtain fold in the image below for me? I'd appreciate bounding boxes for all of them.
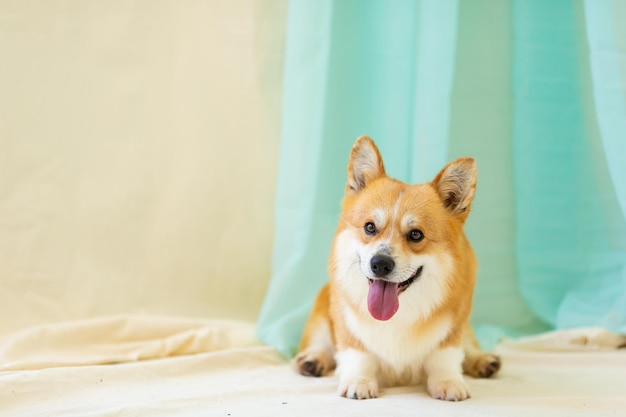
[257,0,626,357]
[513,0,626,334]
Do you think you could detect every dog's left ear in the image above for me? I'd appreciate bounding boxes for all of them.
[346,136,386,195]
[432,157,477,222]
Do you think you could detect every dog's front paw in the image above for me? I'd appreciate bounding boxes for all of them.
[338,378,378,400]
[428,378,470,401]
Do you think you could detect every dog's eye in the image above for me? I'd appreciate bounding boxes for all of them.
[408,229,424,242]
[364,222,377,235]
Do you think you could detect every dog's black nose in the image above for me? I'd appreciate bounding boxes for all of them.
[370,254,395,277]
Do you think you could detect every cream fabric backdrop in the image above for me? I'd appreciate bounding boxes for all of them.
[0,0,287,336]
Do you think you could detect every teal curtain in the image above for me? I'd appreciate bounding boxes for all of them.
[257,0,626,358]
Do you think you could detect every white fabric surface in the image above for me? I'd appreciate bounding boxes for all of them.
[1,317,624,417]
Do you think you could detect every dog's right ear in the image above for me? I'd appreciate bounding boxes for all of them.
[346,136,386,195]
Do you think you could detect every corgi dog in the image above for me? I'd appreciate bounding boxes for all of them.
[295,136,500,401]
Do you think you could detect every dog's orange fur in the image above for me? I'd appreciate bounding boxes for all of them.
[295,136,500,401]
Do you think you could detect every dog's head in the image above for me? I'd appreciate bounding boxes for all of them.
[332,136,477,322]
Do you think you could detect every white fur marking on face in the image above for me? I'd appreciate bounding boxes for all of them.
[388,193,403,239]
[372,208,386,229]
[334,230,369,297]
[400,254,452,316]
[402,213,417,229]
[392,193,403,219]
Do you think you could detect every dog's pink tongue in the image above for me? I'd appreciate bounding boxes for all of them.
[367,280,399,321]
